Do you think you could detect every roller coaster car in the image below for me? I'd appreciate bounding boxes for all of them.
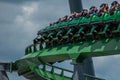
[24,10,120,66]
[37,10,120,48]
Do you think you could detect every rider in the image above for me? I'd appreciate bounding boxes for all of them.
[109,1,120,15]
[89,6,98,17]
[82,9,89,17]
[104,3,109,12]
[98,3,109,16]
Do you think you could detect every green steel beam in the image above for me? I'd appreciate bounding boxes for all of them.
[18,64,73,80]
[16,63,105,80]
[35,67,73,80]
[16,37,120,68]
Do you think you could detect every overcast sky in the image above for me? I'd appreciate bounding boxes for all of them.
[0,0,120,80]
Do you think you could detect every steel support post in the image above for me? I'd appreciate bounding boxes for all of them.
[68,0,95,80]
[0,63,10,80]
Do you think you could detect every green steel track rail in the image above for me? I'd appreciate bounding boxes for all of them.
[18,64,73,80]
[17,37,120,64]
[17,63,105,80]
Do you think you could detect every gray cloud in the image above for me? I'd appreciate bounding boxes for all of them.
[82,0,120,9]
[93,55,120,80]
[0,0,120,80]
[0,0,39,4]
[0,0,69,80]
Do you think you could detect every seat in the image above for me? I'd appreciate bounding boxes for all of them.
[116,10,120,21]
[66,28,73,35]
[90,15,103,24]
[74,26,84,37]
[56,30,63,36]
[79,17,90,25]
[51,24,59,30]
[62,28,74,40]
[47,32,55,37]
[68,18,81,26]
[61,21,69,27]
[98,24,110,35]
[110,11,118,21]
[103,12,117,23]
[112,24,120,33]
[85,25,97,36]
[56,22,63,28]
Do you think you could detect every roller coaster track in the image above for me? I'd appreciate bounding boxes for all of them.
[13,10,120,80]
[17,63,105,80]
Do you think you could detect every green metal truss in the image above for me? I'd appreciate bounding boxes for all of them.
[17,63,104,80]
[18,64,73,80]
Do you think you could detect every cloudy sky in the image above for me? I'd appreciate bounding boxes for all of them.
[0,0,120,80]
